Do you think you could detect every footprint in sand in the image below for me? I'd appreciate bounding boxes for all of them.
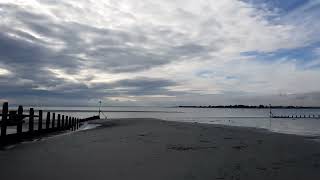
[224,137,233,140]
[232,143,248,150]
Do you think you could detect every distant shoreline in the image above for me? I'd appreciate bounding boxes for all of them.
[178,105,320,109]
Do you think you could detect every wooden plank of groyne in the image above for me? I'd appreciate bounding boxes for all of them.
[52,113,56,129]
[17,105,23,135]
[46,112,50,130]
[65,116,68,129]
[29,108,34,133]
[57,114,61,129]
[61,115,65,130]
[1,102,9,137]
[68,116,72,130]
[38,110,43,131]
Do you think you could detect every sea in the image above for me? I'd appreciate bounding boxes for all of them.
[2,106,320,137]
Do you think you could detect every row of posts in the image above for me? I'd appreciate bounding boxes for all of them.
[271,114,320,118]
[1,102,82,139]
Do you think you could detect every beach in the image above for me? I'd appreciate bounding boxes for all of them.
[1,118,320,180]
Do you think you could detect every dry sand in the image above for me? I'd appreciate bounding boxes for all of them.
[1,118,320,180]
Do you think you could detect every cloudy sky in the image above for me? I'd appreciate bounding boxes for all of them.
[0,0,320,106]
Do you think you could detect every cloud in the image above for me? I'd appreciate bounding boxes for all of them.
[0,0,319,105]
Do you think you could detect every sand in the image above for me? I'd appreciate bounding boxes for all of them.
[1,118,320,180]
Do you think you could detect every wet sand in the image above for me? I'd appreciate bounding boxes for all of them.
[1,118,320,180]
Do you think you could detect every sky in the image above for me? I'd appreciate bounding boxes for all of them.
[0,0,320,106]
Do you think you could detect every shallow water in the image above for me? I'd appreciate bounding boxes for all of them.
[2,106,320,136]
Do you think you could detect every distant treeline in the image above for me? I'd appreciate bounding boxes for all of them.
[178,105,320,109]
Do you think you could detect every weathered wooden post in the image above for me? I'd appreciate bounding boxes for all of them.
[61,115,65,130]
[57,114,61,130]
[17,105,24,135]
[70,118,73,131]
[69,116,72,130]
[73,118,76,131]
[74,118,77,131]
[65,116,68,129]
[67,117,70,130]
[38,110,43,131]
[77,119,79,129]
[52,113,56,129]
[46,112,51,131]
[1,102,9,138]
[29,108,34,133]
[71,118,74,131]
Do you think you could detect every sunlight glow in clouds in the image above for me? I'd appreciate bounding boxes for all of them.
[0,0,320,105]
[0,68,11,76]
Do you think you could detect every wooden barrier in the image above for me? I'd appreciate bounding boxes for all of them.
[271,114,320,119]
[0,102,97,146]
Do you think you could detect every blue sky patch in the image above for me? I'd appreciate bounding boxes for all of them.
[241,41,320,69]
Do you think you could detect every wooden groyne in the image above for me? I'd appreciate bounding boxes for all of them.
[0,102,97,146]
[270,114,320,119]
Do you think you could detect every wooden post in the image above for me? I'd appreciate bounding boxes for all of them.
[38,110,43,131]
[70,118,73,131]
[65,116,68,129]
[29,108,34,133]
[67,116,69,129]
[1,102,9,137]
[69,117,71,130]
[71,118,74,131]
[57,114,61,130]
[77,119,79,129]
[74,118,76,131]
[61,115,65,130]
[46,112,50,130]
[73,118,76,131]
[17,105,23,135]
[52,113,56,129]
